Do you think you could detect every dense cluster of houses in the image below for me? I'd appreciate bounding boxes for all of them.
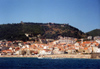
[0,36,100,56]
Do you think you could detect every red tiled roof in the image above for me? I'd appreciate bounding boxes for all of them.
[2,49,13,53]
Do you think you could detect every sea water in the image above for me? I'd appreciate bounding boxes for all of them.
[0,57,100,69]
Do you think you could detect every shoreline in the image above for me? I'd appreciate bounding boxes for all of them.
[0,54,92,59]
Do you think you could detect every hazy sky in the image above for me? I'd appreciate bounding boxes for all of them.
[0,0,100,32]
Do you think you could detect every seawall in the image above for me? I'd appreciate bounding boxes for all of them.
[0,54,91,59]
[43,54,91,59]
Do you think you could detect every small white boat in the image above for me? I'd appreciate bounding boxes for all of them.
[37,57,43,59]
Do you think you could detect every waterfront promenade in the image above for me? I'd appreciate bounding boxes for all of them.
[0,54,91,59]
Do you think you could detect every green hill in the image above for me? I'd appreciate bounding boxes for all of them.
[86,29,100,37]
[0,22,87,41]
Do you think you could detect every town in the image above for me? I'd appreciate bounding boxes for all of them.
[0,35,100,59]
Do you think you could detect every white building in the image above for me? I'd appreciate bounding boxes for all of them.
[96,40,100,44]
[87,36,92,40]
[39,50,51,55]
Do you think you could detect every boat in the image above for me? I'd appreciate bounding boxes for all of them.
[37,57,43,59]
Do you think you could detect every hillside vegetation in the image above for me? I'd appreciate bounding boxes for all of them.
[86,29,100,37]
[0,22,87,41]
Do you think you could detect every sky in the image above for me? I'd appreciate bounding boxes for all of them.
[0,0,100,32]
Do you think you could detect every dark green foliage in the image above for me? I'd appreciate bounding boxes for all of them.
[0,22,86,41]
[86,29,100,37]
[0,23,43,41]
